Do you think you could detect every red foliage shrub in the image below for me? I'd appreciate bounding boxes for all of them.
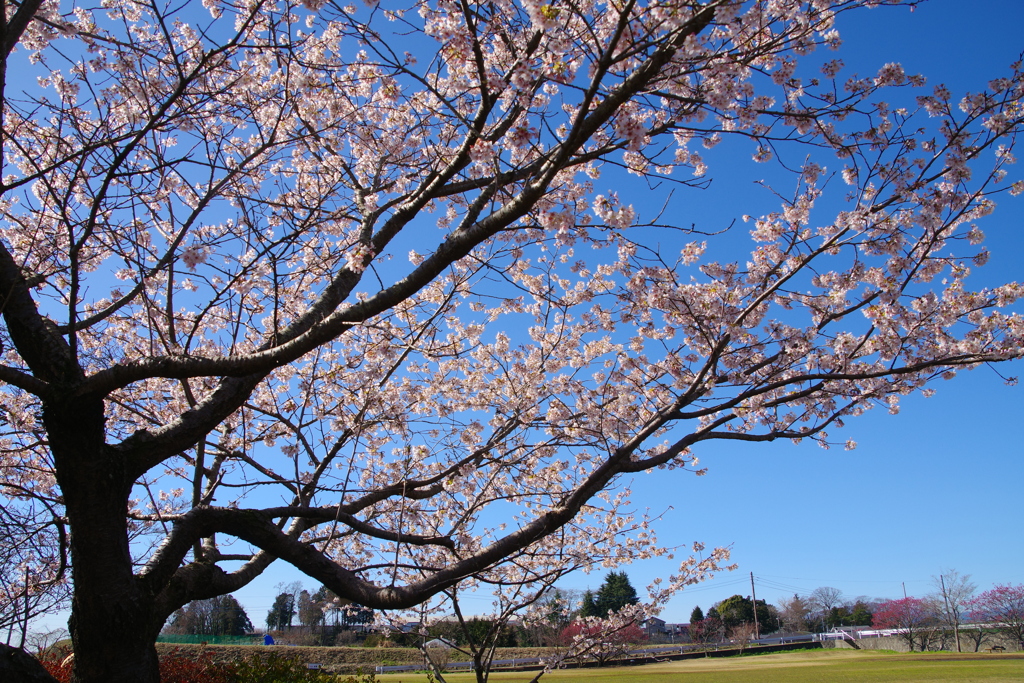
[559,620,646,646]
[40,648,238,683]
[40,656,72,683]
[160,649,238,683]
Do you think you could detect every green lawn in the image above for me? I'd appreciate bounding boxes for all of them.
[377,650,1024,683]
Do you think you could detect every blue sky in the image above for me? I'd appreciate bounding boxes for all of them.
[26,0,1024,635]
[219,0,1024,629]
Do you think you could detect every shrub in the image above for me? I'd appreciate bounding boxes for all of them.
[160,649,238,683]
[40,648,236,683]
[41,648,342,683]
[39,656,72,683]
[333,630,358,646]
[232,653,334,683]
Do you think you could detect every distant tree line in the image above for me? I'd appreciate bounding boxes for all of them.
[165,595,252,637]
[775,586,875,633]
[404,572,648,651]
[871,574,1024,652]
[264,582,375,645]
[163,581,375,645]
[162,571,1024,656]
[688,595,780,647]
[764,572,1024,653]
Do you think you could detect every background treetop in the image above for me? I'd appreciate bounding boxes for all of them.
[594,572,641,616]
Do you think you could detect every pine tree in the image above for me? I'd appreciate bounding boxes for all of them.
[690,605,704,624]
[593,572,640,615]
[578,590,600,618]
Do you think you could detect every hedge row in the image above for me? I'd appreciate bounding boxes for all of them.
[153,643,555,674]
[40,650,363,683]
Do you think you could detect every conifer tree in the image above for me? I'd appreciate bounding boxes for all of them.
[594,572,640,615]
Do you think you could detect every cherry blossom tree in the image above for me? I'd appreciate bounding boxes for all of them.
[690,613,725,649]
[418,556,582,683]
[416,532,727,683]
[0,1,1022,682]
[872,597,939,651]
[970,584,1024,648]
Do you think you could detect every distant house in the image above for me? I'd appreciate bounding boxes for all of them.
[642,617,667,636]
[666,623,689,636]
[650,622,690,642]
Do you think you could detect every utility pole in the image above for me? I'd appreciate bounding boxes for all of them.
[750,572,760,640]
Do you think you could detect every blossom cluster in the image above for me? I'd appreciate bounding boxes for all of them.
[0,0,1020,644]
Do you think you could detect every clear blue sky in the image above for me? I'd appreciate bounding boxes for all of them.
[224,0,1024,629]
[28,0,1024,635]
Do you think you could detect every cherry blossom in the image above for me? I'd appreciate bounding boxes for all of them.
[0,2,1020,682]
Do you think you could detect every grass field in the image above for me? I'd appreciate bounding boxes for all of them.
[378,650,1024,683]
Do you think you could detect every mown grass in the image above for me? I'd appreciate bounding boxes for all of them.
[378,650,1024,683]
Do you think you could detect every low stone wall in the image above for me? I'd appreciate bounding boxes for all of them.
[824,631,1020,653]
[824,635,896,651]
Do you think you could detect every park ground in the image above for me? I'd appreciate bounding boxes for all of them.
[377,650,1024,683]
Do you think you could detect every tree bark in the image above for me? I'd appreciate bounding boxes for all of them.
[0,643,58,683]
[46,397,160,683]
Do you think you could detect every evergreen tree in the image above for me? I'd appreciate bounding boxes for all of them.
[579,589,600,618]
[166,595,251,636]
[690,605,704,624]
[266,592,296,631]
[297,589,326,629]
[211,595,252,636]
[593,571,639,615]
[714,595,779,635]
[826,605,853,628]
[849,601,874,627]
[716,595,753,629]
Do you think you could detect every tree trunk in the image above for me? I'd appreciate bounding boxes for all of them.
[0,643,59,683]
[46,397,161,683]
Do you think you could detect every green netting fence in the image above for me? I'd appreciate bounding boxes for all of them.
[157,634,263,645]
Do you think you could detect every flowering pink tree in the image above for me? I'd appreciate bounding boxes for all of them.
[872,597,939,651]
[556,607,649,667]
[0,1,1022,682]
[970,584,1024,648]
[690,614,725,650]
